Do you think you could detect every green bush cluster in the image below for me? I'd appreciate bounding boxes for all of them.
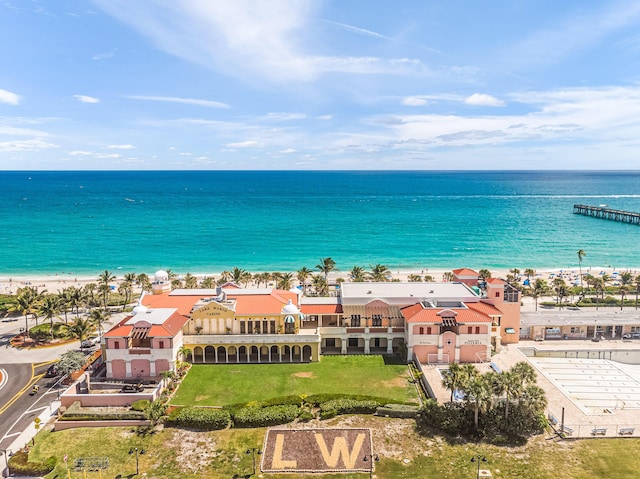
[8,449,57,476]
[59,411,147,421]
[166,406,230,430]
[131,400,151,412]
[419,400,547,441]
[304,393,398,407]
[318,398,379,419]
[232,405,300,428]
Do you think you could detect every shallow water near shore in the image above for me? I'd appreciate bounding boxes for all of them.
[1,170,639,276]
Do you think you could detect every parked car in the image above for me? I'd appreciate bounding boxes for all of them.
[45,364,59,377]
[81,336,102,349]
[622,332,640,339]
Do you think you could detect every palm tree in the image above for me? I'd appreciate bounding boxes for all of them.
[118,280,133,310]
[369,264,391,282]
[478,269,492,281]
[493,370,522,421]
[200,276,216,288]
[510,268,521,279]
[83,283,98,308]
[442,271,454,282]
[407,274,422,282]
[98,269,116,287]
[274,272,294,290]
[9,287,43,334]
[66,317,94,342]
[171,278,184,290]
[39,294,62,340]
[296,267,312,294]
[178,345,192,362]
[230,267,249,285]
[183,273,198,289]
[464,373,492,429]
[552,277,567,306]
[619,285,629,310]
[577,249,586,286]
[87,308,110,337]
[521,384,547,414]
[510,361,536,388]
[349,266,366,282]
[532,278,547,311]
[635,274,640,310]
[98,282,112,309]
[316,257,336,282]
[66,286,86,318]
[136,273,152,292]
[311,274,329,296]
[523,268,536,285]
[441,362,465,402]
[58,289,72,323]
[592,276,604,310]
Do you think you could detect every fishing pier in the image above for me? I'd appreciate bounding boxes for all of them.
[573,204,640,225]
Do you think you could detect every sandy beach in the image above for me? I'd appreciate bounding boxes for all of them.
[1,266,637,296]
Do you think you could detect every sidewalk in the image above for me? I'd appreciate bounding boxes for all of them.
[1,400,60,478]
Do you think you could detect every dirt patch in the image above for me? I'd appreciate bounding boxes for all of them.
[380,376,408,388]
[171,429,219,473]
[194,395,209,402]
[292,372,315,378]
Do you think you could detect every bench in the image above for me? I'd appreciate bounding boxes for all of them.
[490,362,502,374]
[591,428,607,436]
[619,428,635,436]
[547,414,558,426]
[561,426,574,436]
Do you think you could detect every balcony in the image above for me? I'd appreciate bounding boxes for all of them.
[184,333,320,344]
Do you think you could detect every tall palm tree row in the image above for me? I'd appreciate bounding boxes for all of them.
[316,257,336,282]
[441,361,545,430]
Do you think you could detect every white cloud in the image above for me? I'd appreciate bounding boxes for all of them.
[402,96,429,106]
[68,150,93,156]
[323,19,394,41]
[316,115,333,120]
[94,1,427,82]
[225,140,264,148]
[127,95,230,108]
[464,93,505,107]
[279,148,297,154]
[0,88,21,105]
[262,112,306,121]
[96,153,122,159]
[74,95,100,103]
[105,144,135,150]
[0,139,58,151]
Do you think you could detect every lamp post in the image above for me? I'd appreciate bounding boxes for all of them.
[246,448,261,476]
[363,454,379,479]
[471,455,487,479]
[1,449,10,478]
[128,447,145,475]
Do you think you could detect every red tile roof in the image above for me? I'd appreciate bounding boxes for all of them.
[225,289,299,315]
[452,268,478,276]
[401,303,493,323]
[105,311,189,338]
[485,278,506,285]
[467,301,503,316]
[142,292,203,316]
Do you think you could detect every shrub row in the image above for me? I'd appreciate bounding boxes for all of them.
[59,411,147,421]
[8,450,57,476]
[131,399,151,412]
[305,393,400,407]
[233,405,300,428]
[319,399,379,420]
[166,406,230,430]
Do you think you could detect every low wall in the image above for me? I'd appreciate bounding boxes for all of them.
[523,348,640,365]
[54,420,149,431]
[61,390,158,408]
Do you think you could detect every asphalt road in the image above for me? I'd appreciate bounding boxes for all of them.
[0,362,62,451]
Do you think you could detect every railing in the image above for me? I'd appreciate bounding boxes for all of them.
[184,333,320,344]
[548,411,640,438]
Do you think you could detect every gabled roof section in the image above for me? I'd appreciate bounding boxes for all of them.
[401,302,492,324]
[300,303,343,314]
[105,309,188,338]
[142,292,205,316]
[485,278,506,285]
[468,301,502,316]
[452,268,478,277]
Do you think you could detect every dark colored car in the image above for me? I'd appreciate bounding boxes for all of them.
[45,364,59,377]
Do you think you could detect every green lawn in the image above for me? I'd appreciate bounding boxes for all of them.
[29,420,640,479]
[171,355,418,406]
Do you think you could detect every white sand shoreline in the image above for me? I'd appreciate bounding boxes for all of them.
[1,265,638,295]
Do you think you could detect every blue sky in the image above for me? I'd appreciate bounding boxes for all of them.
[2,0,640,170]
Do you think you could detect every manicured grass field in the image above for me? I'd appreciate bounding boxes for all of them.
[30,420,640,479]
[171,355,418,406]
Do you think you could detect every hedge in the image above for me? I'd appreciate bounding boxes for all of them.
[131,400,151,412]
[305,393,400,407]
[232,405,300,428]
[166,406,230,430]
[319,398,379,419]
[8,450,57,476]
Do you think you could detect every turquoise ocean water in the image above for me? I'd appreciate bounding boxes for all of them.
[1,170,639,277]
